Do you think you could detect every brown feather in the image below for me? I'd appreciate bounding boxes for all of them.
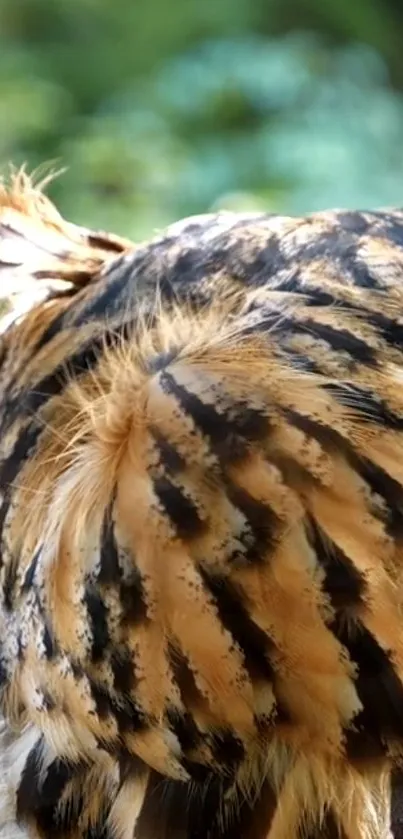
[1,170,403,838]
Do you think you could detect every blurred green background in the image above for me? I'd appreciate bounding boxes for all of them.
[2,0,403,240]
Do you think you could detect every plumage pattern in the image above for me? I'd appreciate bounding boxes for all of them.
[0,173,403,837]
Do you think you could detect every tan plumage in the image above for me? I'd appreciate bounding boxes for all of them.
[0,170,403,837]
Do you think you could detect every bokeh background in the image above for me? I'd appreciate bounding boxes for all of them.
[2,0,403,239]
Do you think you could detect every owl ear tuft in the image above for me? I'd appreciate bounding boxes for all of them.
[0,165,135,301]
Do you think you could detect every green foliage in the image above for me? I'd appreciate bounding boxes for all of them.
[1,0,403,238]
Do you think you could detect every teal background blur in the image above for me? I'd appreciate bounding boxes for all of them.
[2,0,403,238]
